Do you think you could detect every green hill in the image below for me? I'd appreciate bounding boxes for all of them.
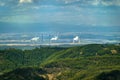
[41,44,120,80]
[0,44,120,80]
[42,44,120,65]
[0,47,66,73]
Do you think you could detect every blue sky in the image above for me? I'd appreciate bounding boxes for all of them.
[0,0,120,32]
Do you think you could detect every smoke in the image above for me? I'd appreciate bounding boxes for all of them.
[31,37,39,41]
[73,36,79,41]
[73,36,80,43]
[50,36,58,41]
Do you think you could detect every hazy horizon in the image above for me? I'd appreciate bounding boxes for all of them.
[0,0,120,46]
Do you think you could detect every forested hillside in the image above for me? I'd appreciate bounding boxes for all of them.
[0,44,120,80]
[0,47,65,73]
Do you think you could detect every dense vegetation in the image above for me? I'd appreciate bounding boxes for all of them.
[0,47,65,73]
[95,70,120,80]
[0,44,120,80]
[0,67,47,80]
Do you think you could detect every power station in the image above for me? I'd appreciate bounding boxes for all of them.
[30,34,81,46]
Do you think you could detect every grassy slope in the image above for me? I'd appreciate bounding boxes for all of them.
[41,44,120,80]
[0,44,120,80]
[43,56,120,80]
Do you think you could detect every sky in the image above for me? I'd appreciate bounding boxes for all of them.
[0,0,120,32]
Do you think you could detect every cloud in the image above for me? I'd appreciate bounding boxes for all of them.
[100,0,119,6]
[0,0,120,27]
[91,0,100,6]
[32,6,40,9]
[0,2,5,6]
[0,15,35,23]
[87,0,120,6]
[1,0,120,8]
[57,0,120,7]
[19,0,32,3]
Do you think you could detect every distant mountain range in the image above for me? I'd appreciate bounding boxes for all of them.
[0,22,119,33]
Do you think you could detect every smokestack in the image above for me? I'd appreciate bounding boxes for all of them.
[73,36,80,43]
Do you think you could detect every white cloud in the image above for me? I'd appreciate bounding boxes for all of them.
[0,15,35,23]
[0,2,5,6]
[64,0,76,4]
[92,0,120,6]
[60,0,120,6]
[101,1,114,6]
[92,0,100,6]
[19,0,32,3]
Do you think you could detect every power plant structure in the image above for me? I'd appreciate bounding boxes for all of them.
[30,34,81,46]
[1,32,119,47]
